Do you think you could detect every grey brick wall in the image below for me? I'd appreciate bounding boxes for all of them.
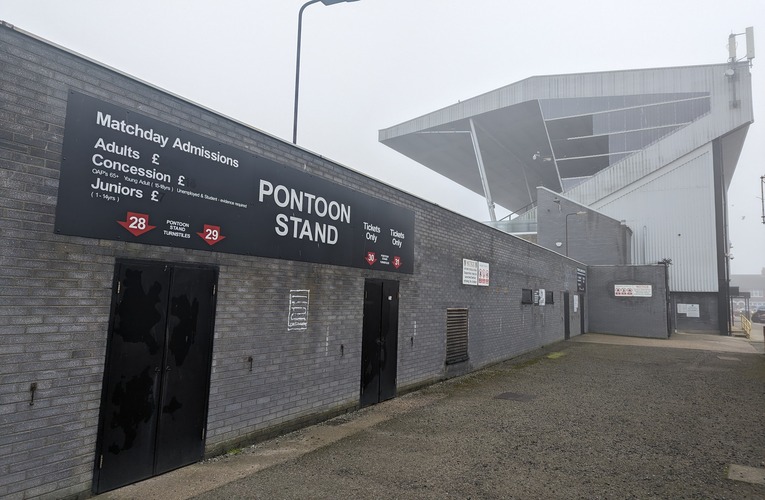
[537,188,632,265]
[0,24,583,499]
[673,291,719,333]
[587,265,669,338]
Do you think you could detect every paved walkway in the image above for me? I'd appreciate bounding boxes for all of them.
[575,330,764,354]
[98,332,765,499]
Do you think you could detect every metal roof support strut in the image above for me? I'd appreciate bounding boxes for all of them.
[469,118,497,222]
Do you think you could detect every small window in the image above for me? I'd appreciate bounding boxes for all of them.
[545,291,555,304]
[521,289,533,304]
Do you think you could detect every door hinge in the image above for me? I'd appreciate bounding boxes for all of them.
[212,284,216,296]
[99,454,103,469]
[116,281,121,295]
[202,428,206,440]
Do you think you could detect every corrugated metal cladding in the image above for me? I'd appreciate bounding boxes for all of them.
[594,145,717,292]
[379,63,752,142]
[560,63,752,208]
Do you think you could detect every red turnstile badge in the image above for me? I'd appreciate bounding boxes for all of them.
[198,224,226,246]
[365,251,377,265]
[117,212,156,237]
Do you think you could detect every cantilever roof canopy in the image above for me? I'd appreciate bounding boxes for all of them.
[379,99,560,214]
[378,66,736,216]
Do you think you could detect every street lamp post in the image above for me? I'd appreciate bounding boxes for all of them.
[565,211,586,257]
[293,0,360,145]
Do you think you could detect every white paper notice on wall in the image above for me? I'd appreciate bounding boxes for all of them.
[684,304,700,317]
[462,259,478,286]
[538,288,546,306]
[573,294,579,312]
[288,290,310,331]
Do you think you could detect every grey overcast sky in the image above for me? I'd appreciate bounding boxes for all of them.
[3,0,764,274]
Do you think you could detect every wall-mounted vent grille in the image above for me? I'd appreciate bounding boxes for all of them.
[446,308,469,364]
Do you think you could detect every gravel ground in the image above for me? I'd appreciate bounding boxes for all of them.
[186,336,764,500]
[101,333,764,500]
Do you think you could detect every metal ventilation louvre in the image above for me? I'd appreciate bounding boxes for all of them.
[446,308,469,364]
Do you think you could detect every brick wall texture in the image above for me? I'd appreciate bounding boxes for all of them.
[587,265,669,338]
[537,188,632,266]
[0,25,584,499]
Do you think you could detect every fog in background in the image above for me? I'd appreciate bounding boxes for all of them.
[3,0,763,273]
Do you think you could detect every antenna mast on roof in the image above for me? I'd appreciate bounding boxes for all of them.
[728,27,755,65]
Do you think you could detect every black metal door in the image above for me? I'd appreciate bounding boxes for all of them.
[360,279,399,408]
[94,261,216,493]
[154,266,216,474]
[579,293,586,335]
[563,291,571,340]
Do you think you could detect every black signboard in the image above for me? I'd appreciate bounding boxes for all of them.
[576,268,586,292]
[55,91,414,273]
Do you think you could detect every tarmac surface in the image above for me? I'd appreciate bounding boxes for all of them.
[98,330,765,500]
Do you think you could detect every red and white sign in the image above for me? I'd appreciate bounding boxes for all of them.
[478,262,490,286]
[197,224,226,246]
[614,284,652,297]
[365,252,377,265]
[117,212,156,237]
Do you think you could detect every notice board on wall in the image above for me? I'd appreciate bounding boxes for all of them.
[55,91,415,273]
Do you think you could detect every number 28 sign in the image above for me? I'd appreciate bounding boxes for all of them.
[116,212,225,247]
[117,212,156,237]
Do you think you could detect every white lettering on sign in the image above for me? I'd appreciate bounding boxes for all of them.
[259,179,351,246]
[90,177,143,199]
[171,138,239,168]
[96,111,169,148]
[390,228,404,248]
[94,137,140,160]
[259,180,351,223]
[92,153,171,183]
[364,222,380,243]
[275,214,338,244]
